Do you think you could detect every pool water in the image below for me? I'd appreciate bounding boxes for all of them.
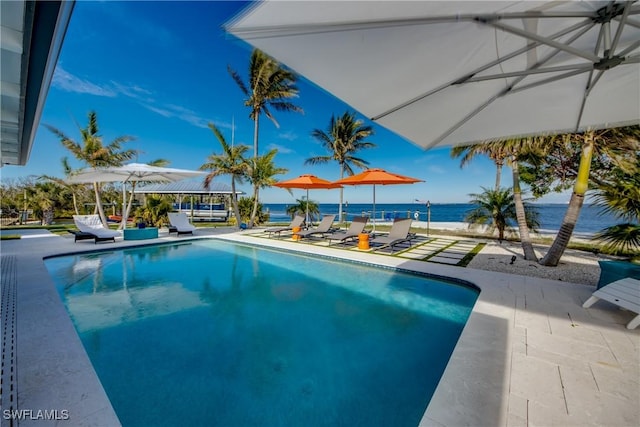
[46,240,478,427]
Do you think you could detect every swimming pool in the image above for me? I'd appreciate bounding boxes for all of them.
[46,240,478,426]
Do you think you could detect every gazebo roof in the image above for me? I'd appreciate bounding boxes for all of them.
[134,181,242,195]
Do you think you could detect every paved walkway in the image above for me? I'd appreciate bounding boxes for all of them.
[247,229,484,267]
[1,227,638,426]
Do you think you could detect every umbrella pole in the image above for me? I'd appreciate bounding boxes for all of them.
[306,189,309,225]
[372,184,376,233]
[120,182,127,229]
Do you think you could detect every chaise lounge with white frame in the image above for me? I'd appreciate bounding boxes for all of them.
[72,215,121,243]
[167,212,197,235]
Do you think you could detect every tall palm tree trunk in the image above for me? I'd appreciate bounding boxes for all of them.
[495,163,502,192]
[93,183,109,227]
[249,185,260,228]
[230,179,242,229]
[512,158,538,261]
[253,116,260,158]
[120,182,137,229]
[540,132,594,266]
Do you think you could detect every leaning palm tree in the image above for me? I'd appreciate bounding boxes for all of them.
[482,137,543,261]
[540,126,639,266]
[245,149,288,228]
[228,49,303,158]
[200,123,250,229]
[465,187,539,242]
[305,111,375,222]
[45,111,136,226]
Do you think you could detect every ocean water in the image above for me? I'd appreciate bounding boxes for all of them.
[262,203,620,235]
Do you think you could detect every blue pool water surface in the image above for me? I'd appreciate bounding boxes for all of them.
[46,240,478,427]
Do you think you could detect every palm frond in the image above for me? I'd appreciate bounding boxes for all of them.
[592,223,640,252]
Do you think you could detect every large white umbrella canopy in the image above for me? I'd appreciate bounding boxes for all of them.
[67,163,206,228]
[67,163,206,184]
[227,1,640,149]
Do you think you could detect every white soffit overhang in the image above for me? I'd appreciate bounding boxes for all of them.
[227,1,640,150]
[1,1,74,166]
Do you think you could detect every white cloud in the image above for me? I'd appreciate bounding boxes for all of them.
[140,103,173,118]
[52,67,116,97]
[278,131,297,141]
[428,165,446,174]
[267,143,293,154]
[53,67,214,130]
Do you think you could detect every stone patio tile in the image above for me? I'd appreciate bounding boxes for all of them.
[514,304,551,334]
[510,352,565,413]
[408,248,436,254]
[506,412,527,427]
[547,314,610,345]
[526,328,619,368]
[507,393,528,422]
[421,244,448,250]
[561,365,639,427]
[590,363,640,402]
[444,247,473,253]
[400,252,427,259]
[600,329,640,370]
[512,325,527,355]
[436,252,466,259]
[428,257,460,265]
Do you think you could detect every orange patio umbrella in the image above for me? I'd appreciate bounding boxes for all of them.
[274,174,342,224]
[334,168,423,232]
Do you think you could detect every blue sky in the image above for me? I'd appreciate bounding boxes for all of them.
[1,1,567,204]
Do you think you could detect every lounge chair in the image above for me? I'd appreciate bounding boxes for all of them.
[72,215,120,243]
[294,214,336,239]
[583,277,640,329]
[168,212,197,235]
[324,216,368,245]
[264,214,305,238]
[371,218,413,252]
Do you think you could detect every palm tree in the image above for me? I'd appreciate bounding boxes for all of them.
[228,49,303,158]
[286,198,320,222]
[465,187,539,242]
[45,111,136,226]
[540,127,639,266]
[305,111,375,222]
[451,142,510,191]
[451,138,539,260]
[591,165,640,253]
[40,157,83,215]
[245,149,288,228]
[200,123,250,229]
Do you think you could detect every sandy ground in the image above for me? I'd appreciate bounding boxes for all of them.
[465,239,607,286]
[415,221,614,286]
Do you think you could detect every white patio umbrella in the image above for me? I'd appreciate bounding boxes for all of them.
[67,163,206,229]
[227,1,639,149]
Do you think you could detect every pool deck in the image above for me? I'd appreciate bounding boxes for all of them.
[1,227,638,426]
